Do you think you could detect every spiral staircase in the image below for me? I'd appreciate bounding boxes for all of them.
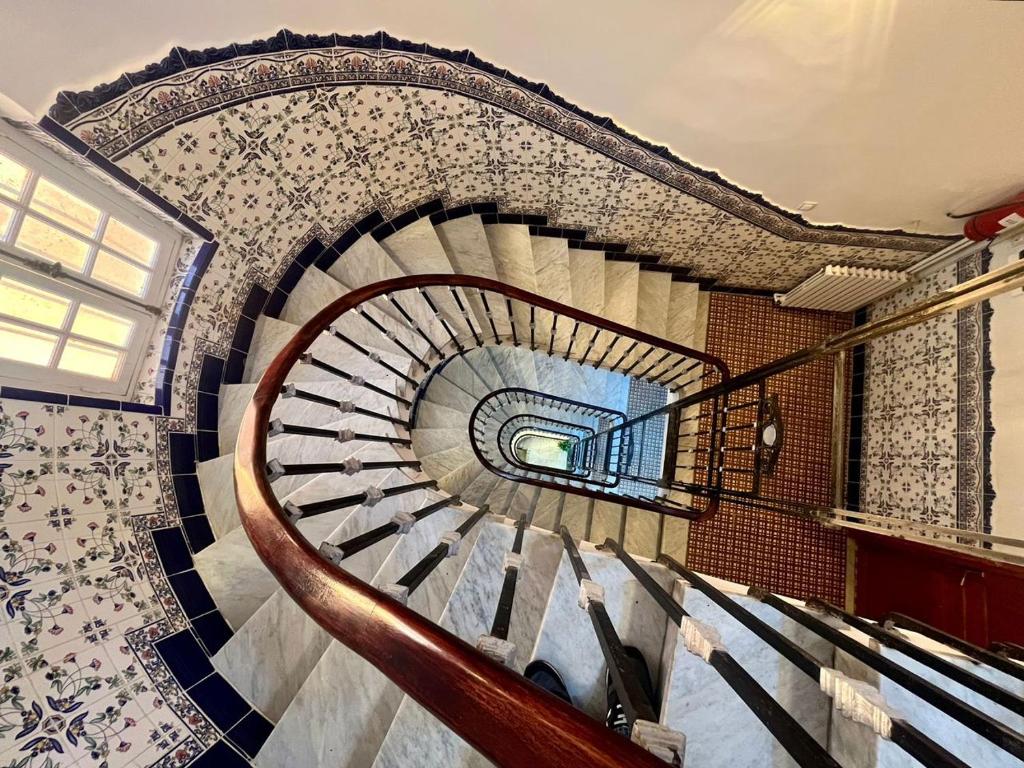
[188,214,1024,767]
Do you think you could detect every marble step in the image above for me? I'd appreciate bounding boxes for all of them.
[665,281,701,348]
[560,492,592,541]
[440,457,486,497]
[192,466,413,631]
[419,444,476,485]
[532,488,565,531]
[459,469,501,509]
[829,621,1024,767]
[242,316,411,385]
[371,521,564,768]
[254,500,479,767]
[217,380,396,456]
[604,261,641,369]
[379,218,476,341]
[508,483,542,524]
[483,478,519,517]
[325,232,443,349]
[411,427,464,459]
[590,499,625,546]
[529,543,677,720]
[197,416,404,539]
[414,400,469,430]
[623,505,662,560]
[662,581,834,767]
[485,345,539,391]
[434,215,499,335]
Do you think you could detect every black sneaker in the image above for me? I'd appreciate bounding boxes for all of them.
[524,659,573,706]
[606,646,658,736]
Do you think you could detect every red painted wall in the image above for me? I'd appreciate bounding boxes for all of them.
[853,531,1024,648]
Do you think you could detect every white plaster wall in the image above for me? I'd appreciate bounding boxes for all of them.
[986,228,1024,547]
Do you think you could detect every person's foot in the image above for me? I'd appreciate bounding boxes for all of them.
[524,659,572,706]
[606,646,658,736]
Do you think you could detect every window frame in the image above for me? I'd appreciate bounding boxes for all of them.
[0,124,185,398]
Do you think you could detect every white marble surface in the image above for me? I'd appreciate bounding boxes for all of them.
[281,265,351,326]
[415,400,470,429]
[193,475,373,630]
[372,522,563,768]
[214,587,331,721]
[637,271,672,336]
[530,546,675,718]
[440,457,485,496]
[242,316,411,384]
[485,224,536,292]
[623,506,661,559]
[257,499,476,765]
[603,261,640,329]
[666,281,701,347]
[411,426,463,458]
[380,219,476,339]
[567,249,605,314]
[435,216,498,279]
[217,380,395,456]
[328,232,405,287]
[533,488,565,530]
[326,234,440,344]
[831,630,1024,767]
[509,484,541,523]
[484,478,519,516]
[589,499,624,545]
[560,493,592,540]
[530,236,571,343]
[663,589,834,767]
[460,470,501,509]
[533,353,591,402]
[459,348,506,392]
[423,374,481,414]
[382,217,454,275]
[419,444,475,481]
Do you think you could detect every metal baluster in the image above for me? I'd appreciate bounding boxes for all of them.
[593,334,622,370]
[358,309,430,371]
[449,287,483,347]
[387,294,444,358]
[299,355,412,406]
[505,297,520,346]
[328,328,418,386]
[479,290,502,343]
[320,495,460,562]
[579,328,602,366]
[420,288,464,353]
[563,321,581,362]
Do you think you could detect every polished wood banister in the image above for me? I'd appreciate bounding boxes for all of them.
[234,273,712,767]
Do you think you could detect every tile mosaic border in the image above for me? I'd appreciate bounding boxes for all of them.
[956,249,995,536]
[47,29,954,253]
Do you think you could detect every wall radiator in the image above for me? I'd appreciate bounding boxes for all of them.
[774,265,909,312]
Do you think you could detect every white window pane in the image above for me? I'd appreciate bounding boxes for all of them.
[58,338,122,380]
[91,250,149,297]
[29,177,101,236]
[0,154,28,201]
[102,218,157,266]
[0,277,72,329]
[16,215,91,272]
[0,319,58,366]
[71,304,134,348]
[0,200,14,239]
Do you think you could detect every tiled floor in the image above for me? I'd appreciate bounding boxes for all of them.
[686,294,852,603]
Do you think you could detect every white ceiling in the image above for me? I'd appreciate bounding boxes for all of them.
[1,0,1021,235]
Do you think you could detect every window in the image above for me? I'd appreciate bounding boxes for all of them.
[0,128,181,397]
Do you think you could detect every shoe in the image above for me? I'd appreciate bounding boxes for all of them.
[606,646,658,736]
[524,659,573,706]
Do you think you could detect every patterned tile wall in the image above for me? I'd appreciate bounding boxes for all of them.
[859,253,993,534]
[0,399,267,767]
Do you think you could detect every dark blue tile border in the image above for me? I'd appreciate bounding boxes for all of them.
[846,307,867,510]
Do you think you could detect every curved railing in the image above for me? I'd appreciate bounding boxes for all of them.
[472,387,628,489]
[235,273,730,766]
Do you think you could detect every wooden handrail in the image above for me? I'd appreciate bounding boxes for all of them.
[234,273,723,767]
